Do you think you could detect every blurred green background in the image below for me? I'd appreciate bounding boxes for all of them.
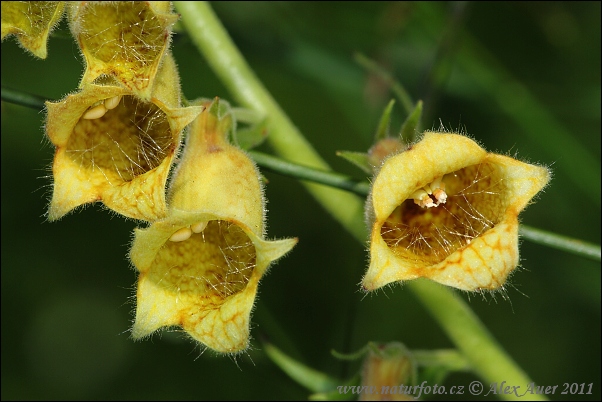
[2,2,600,400]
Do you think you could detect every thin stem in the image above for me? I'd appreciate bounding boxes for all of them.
[175,2,545,399]
[1,86,46,110]
[252,155,600,261]
[2,85,598,262]
[248,151,370,197]
[519,225,601,262]
[250,150,599,262]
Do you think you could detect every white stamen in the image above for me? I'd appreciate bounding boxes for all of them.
[104,95,122,110]
[169,227,192,242]
[82,104,107,119]
[430,176,443,191]
[191,221,208,233]
[411,177,447,208]
[433,188,447,204]
[411,189,435,208]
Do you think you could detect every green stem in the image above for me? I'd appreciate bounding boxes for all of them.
[175,2,546,399]
[1,86,46,109]
[249,150,599,263]
[248,151,371,197]
[174,1,366,240]
[409,279,547,401]
[519,225,601,261]
[2,86,596,262]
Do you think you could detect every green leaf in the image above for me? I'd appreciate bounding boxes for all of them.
[263,341,340,393]
[375,98,396,141]
[335,150,373,174]
[230,106,269,149]
[399,100,423,143]
[235,119,269,150]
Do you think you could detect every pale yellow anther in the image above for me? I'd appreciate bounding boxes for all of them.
[431,176,444,191]
[433,188,447,204]
[104,95,121,110]
[191,221,208,233]
[411,189,436,208]
[82,104,107,120]
[411,177,447,208]
[169,227,192,242]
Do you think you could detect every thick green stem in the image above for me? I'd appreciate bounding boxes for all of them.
[408,279,546,401]
[176,2,545,399]
[174,1,366,240]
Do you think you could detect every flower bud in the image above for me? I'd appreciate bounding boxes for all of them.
[45,53,202,221]
[1,1,65,59]
[68,1,178,100]
[360,342,416,401]
[364,132,550,292]
[129,98,297,353]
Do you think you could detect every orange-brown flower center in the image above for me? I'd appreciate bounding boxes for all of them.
[381,163,507,265]
[66,96,172,182]
[149,220,256,300]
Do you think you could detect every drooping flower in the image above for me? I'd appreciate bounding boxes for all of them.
[1,1,65,59]
[68,1,178,100]
[45,53,202,221]
[363,131,550,292]
[130,98,297,353]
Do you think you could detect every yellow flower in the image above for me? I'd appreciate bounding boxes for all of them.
[130,98,297,353]
[45,53,202,221]
[68,1,178,100]
[363,132,550,292]
[1,1,65,59]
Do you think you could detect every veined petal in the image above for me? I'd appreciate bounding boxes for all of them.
[1,1,65,59]
[68,1,178,99]
[131,213,296,353]
[45,54,203,221]
[364,132,550,292]
[130,98,297,353]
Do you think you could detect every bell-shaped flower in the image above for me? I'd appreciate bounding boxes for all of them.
[45,53,203,221]
[68,1,178,100]
[363,132,550,292]
[1,1,65,59]
[129,98,297,353]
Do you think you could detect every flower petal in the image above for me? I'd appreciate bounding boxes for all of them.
[45,55,202,221]
[130,99,297,353]
[68,1,178,99]
[364,131,550,291]
[1,1,65,59]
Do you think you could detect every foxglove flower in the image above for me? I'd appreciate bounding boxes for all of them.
[130,98,297,353]
[363,132,550,292]
[45,53,202,221]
